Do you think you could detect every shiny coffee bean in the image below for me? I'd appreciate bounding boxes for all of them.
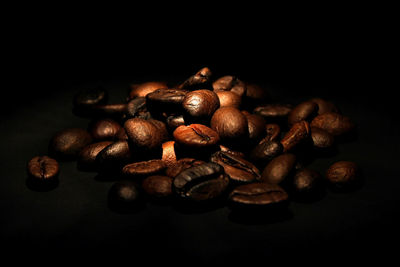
[142,175,173,198]
[108,180,141,208]
[310,127,335,149]
[95,140,133,172]
[216,90,242,108]
[126,97,152,120]
[228,182,289,208]
[173,124,220,148]
[281,121,311,152]
[88,118,121,141]
[173,162,229,201]
[261,153,297,185]
[166,115,185,131]
[124,118,167,151]
[165,158,205,178]
[210,107,249,142]
[178,67,213,90]
[253,104,292,123]
[128,81,168,99]
[326,161,359,189]
[182,89,220,123]
[213,76,247,97]
[310,98,339,115]
[146,89,188,117]
[161,141,177,167]
[249,139,283,164]
[122,159,167,178]
[265,123,281,142]
[27,156,60,181]
[219,145,245,158]
[49,128,92,160]
[210,151,261,184]
[292,168,322,196]
[242,111,266,142]
[288,100,319,126]
[77,141,113,171]
[311,112,355,136]
[73,86,108,109]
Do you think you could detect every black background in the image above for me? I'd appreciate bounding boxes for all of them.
[1,13,398,264]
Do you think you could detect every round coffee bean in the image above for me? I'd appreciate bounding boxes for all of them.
[77,141,113,171]
[261,153,297,185]
[310,127,335,149]
[27,156,59,182]
[124,118,167,151]
[210,107,249,142]
[142,175,173,198]
[311,112,355,136]
[254,104,292,125]
[281,121,311,152]
[182,89,220,123]
[173,124,220,148]
[88,118,121,141]
[173,162,229,201]
[288,100,319,126]
[178,67,213,90]
[49,128,92,159]
[292,168,322,196]
[73,86,108,109]
[122,159,167,178]
[325,161,359,189]
[165,158,206,178]
[216,90,242,108]
[128,81,168,99]
[213,76,247,97]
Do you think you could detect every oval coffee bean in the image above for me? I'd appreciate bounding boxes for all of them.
[173,162,229,201]
[325,161,359,189]
[142,175,173,198]
[173,124,220,148]
[95,140,133,172]
[249,139,283,164]
[146,89,188,116]
[210,151,261,184]
[165,158,205,178]
[219,145,246,158]
[261,153,297,185]
[166,115,185,131]
[288,100,319,126]
[178,67,213,90]
[124,118,167,151]
[309,97,339,115]
[128,81,168,99]
[49,128,92,159]
[242,111,266,141]
[281,121,311,152]
[73,86,108,109]
[253,104,292,121]
[244,83,268,104]
[182,89,220,123]
[210,107,248,142]
[122,159,167,178]
[88,118,122,141]
[310,127,335,149]
[77,141,113,171]
[310,112,355,136]
[213,76,247,97]
[292,168,322,196]
[126,97,152,120]
[216,90,242,108]
[27,156,59,181]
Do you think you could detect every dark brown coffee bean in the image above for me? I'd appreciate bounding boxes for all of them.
[142,175,173,198]
[325,161,359,189]
[88,118,122,141]
[77,141,113,171]
[27,156,60,181]
[288,100,319,126]
[178,67,212,90]
[244,83,268,103]
[166,115,185,131]
[213,76,247,97]
[108,180,141,207]
[124,118,167,151]
[173,124,220,148]
[115,127,129,141]
[281,121,311,152]
[165,158,205,178]
[249,140,283,164]
[161,141,177,167]
[128,81,168,99]
[261,153,297,184]
[265,123,281,142]
[310,127,335,149]
[215,90,242,108]
[210,107,248,142]
[122,159,167,178]
[126,97,152,120]
[73,87,108,109]
[311,112,355,136]
[310,98,339,115]
[210,151,261,184]
[146,89,188,116]
[49,128,92,159]
[182,90,220,123]
[242,111,266,141]
[228,182,288,208]
[253,104,292,123]
[219,145,246,158]
[173,162,229,201]
[95,140,133,172]
[293,168,322,195]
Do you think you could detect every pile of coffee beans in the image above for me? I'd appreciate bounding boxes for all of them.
[27,67,361,213]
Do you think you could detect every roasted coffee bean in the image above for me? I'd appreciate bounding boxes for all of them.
[95,140,133,172]
[326,161,359,189]
[165,158,205,178]
[178,67,212,90]
[249,140,283,164]
[253,104,292,123]
[27,156,60,181]
[288,100,319,126]
[219,145,246,158]
[77,141,113,171]
[244,83,268,103]
[122,159,167,178]
[311,112,355,136]
[265,123,281,142]
[146,89,188,117]
[124,118,167,151]
[216,90,242,108]
[115,127,129,141]
[261,153,297,185]
[210,107,249,142]
[161,141,177,167]
[292,168,322,196]
[173,162,229,201]
[49,128,92,159]
[228,182,288,208]
[173,124,220,148]
[126,97,152,120]
[311,127,335,149]
[242,111,266,142]
[73,87,108,109]
[88,118,121,141]
[281,121,311,152]
[182,89,220,123]
[213,76,247,97]
[310,98,339,115]
[210,151,261,184]
[128,81,168,99]
[166,115,185,131]
[142,175,173,198]
[108,180,141,208]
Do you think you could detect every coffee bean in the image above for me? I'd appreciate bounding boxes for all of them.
[166,115,185,131]
[311,112,355,136]
[128,81,168,100]
[249,140,283,164]
[219,145,246,158]
[178,67,213,90]
[261,153,297,185]
[122,159,167,178]
[77,141,113,171]
[88,118,122,141]
[165,158,205,178]
[49,128,92,160]
[242,111,266,142]
[95,140,133,172]
[124,118,167,151]
[182,89,220,123]
[210,151,261,184]
[253,104,292,124]
[288,100,319,126]
[115,127,129,141]
[228,182,288,208]
[216,90,242,108]
[213,76,247,97]
[73,86,108,109]
[173,124,220,148]
[173,162,229,201]
[310,127,335,149]
[146,89,188,117]
[27,156,59,181]
[244,83,268,104]
[310,98,339,115]
[142,175,173,198]
[210,107,248,143]
[265,123,281,142]
[325,161,359,189]
[126,97,152,120]
[281,121,311,152]
[292,168,322,196]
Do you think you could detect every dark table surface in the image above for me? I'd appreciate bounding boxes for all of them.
[1,49,398,264]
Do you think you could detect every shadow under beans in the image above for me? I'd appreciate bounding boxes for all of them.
[26,177,59,192]
[328,170,366,194]
[290,186,327,204]
[335,128,359,144]
[171,197,227,215]
[228,206,293,225]
[107,196,147,214]
[94,173,124,182]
